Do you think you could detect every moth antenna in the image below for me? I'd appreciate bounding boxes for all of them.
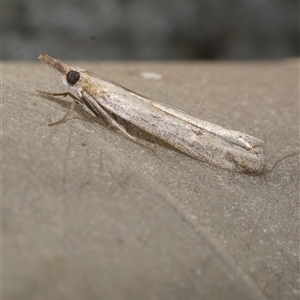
[268,151,300,173]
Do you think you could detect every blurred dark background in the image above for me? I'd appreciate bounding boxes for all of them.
[3,0,299,60]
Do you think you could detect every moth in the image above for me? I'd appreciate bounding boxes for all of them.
[38,53,266,174]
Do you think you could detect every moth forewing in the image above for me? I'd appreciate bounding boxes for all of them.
[39,53,266,174]
[92,89,266,174]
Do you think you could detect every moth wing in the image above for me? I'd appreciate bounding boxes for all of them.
[86,71,262,150]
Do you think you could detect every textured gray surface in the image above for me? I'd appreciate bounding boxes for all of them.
[2,59,299,300]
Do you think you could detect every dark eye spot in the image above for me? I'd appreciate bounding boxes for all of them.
[66,71,80,85]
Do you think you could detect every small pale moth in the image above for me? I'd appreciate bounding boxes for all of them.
[38,53,266,174]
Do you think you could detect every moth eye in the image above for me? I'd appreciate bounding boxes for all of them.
[66,70,80,85]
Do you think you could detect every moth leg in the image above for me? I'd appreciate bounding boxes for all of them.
[37,90,82,104]
[91,102,156,154]
[114,123,157,154]
[37,90,82,126]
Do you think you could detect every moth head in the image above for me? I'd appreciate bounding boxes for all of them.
[39,53,83,88]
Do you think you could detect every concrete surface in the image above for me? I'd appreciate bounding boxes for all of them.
[2,59,299,300]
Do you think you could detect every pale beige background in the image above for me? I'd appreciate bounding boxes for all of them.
[2,59,299,300]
